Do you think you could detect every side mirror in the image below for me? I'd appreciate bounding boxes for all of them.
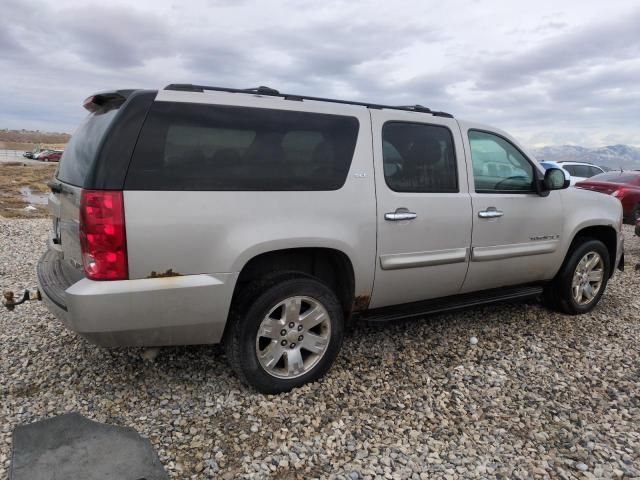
[543,168,568,191]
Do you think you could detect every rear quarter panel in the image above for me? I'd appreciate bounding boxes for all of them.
[124,94,377,299]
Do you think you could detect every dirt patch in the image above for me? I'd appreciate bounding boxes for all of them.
[0,163,57,218]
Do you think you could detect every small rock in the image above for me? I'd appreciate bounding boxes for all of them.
[141,347,160,362]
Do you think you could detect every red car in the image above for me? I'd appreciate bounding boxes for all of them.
[576,171,640,225]
[40,151,62,162]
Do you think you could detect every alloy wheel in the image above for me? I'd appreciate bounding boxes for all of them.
[571,251,604,305]
[255,296,331,379]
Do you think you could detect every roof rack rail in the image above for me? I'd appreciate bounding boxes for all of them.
[164,84,454,118]
[243,86,280,95]
[395,104,432,113]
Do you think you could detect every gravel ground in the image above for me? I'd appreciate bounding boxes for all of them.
[1,218,639,479]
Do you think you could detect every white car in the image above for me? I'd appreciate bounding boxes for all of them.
[557,161,605,185]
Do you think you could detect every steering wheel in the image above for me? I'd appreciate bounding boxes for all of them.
[494,176,528,190]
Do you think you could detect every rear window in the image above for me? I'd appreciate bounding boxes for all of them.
[125,102,360,190]
[589,172,640,184]
[56,109,118,186]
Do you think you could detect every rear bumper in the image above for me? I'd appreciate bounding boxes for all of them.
[37,250,238,347]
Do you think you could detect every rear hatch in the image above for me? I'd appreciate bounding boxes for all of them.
[47,90,156,279]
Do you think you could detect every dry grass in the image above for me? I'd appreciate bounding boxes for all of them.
[0,142,67,150]
[0,163,57,218]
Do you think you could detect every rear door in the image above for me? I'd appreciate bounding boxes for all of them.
[369,110,472,308]
[459,123,564,293]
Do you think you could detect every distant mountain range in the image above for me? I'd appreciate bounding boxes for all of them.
[532,145,640,171]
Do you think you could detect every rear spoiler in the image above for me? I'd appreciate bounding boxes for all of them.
[82,90,136,112]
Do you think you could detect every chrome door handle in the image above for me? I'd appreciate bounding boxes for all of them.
[478,207,504,218]
[385,209,417,221]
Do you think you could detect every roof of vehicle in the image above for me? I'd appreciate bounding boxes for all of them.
[556,161,602,168]
[580,170,640,184]
[163,84,455,118]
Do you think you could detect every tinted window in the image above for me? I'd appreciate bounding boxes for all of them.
[565,164,592,177]
[563,165,579,176]
[381,122,457,193]
[125,102,359,190]
[469,130,534,193]
[56,109,118,186]
[587,166,603,177]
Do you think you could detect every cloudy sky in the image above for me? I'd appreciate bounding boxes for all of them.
[2,0,639,147]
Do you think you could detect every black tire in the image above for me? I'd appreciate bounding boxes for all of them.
[544,238,610,315]
[224,275,344,394]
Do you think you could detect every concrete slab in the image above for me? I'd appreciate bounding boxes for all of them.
[11,412,168,480]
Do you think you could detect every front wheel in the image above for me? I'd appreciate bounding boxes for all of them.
[545,238,610,315]
[225,276,344,394]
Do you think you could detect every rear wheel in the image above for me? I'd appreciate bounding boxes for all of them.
[544,238,610,314]
[225,276,344,394]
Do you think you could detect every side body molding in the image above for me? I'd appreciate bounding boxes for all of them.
[471,240,559,262]
[380,248,469,270]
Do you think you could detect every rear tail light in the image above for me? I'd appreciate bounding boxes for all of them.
[79,190,128,280]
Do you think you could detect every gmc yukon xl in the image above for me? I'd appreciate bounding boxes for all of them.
[34,85,623,393]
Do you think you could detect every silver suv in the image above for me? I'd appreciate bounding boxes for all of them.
[37,84,624,393]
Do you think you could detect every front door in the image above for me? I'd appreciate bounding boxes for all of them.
[369,110,472,309]
[459,124,564,293]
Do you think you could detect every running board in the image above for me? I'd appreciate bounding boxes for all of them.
[359,285,544,323]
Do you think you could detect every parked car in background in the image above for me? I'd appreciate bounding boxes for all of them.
[23,148,46,159]
[34,150,53,160]
[556,161,605,185]
[39,150,62,162]
[576,171,640,224]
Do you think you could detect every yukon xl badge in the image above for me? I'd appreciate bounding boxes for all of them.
[530,234,560,241]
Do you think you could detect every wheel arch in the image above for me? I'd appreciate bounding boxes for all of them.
[565,225,618,278]
[231,247,357,318]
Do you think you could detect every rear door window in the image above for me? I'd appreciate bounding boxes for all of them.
[381,122,458,193]
[587,166,603,177]
[125,102,360,190]
[565,165,592,177]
